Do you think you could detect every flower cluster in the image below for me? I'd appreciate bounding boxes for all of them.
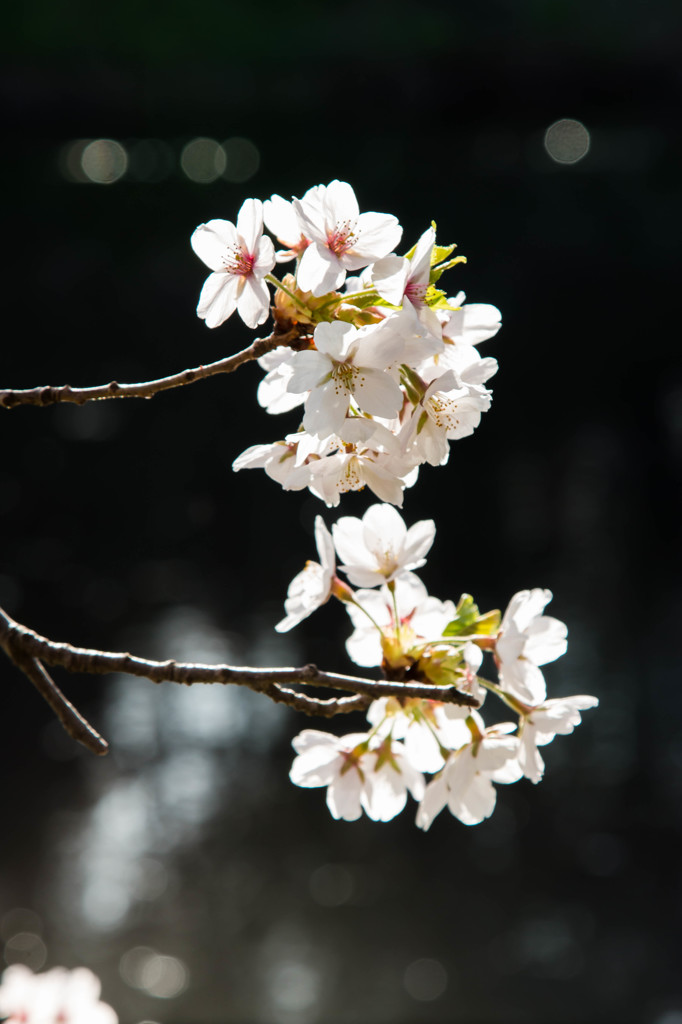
[279,504,598,828]
[0,964,117,1024]
[192,180,501,507]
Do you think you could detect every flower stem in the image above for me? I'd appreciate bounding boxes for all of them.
[265,274,311,316]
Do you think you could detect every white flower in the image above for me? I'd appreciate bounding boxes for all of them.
[518,695,599,783]
[440,300,502,348]
[344,574,455,668]
[416,713,522,829]
[0,964,118,1024]
[293,445,415,508]
[332,503,435,588]
[256,349,306,415]
[367,697,469,773]
[371,226,443,338]
[287,320,405,438]
[232,439,300,487]
[191,198,276,329]
[275,516,336,632]
[263,192,311,262]
[290,729,424,821]
[294,180,402,296]
[401,369,492,467]
[496,589,568,704]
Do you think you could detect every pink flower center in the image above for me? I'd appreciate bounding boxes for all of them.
[326,219,358,257]
[405,280,428,306]
[223,245,255,277]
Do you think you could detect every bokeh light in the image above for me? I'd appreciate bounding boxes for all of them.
[403,958,448,1001]
[80,139,128,183]
[180,137,226,183]
[544,118,591,164]
[120,946,188,999]
[222,137,260,182]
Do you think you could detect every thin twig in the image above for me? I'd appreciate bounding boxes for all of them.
[0,606,478,753]
[0,326,306,409]
[7,649,109,755]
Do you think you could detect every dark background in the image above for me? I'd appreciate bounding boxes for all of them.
[1,1,681,1022]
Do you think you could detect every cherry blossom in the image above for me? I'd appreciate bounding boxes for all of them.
[286,320,405,438]
[372,225,443,338]
[367,696,469,773]
[332,503,435,588]
[290,729,424,821]
[291,444,416,508]
[263,192,311,262]
[440,299,502,348]
[416,715,522,829]
[401,369,492,467]
[517,695,600,783]
[496,589,568,704]
[0,964,118,1024]
[256,349,306,415]
[275,516,336,632]
[191,198,275,329]
[294,180,402,296]
[232,439,299,487]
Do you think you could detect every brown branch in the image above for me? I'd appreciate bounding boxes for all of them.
[0,606,478,753]
[0,326,306,410]
[8,649,108,755]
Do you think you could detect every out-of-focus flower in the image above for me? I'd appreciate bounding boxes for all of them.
[290,728,424,821]
[496,589,568,704]
[416,714,521,829]
[518,695,600,783]
[0,964,118,1024]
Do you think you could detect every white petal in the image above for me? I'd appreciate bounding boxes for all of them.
[523,616,568,666]
[450,770,498,826]
[362,763,408,821]
[518,726,545,783]
[350,211,403,261]
[297,244,345,296]
[314,320,356,359]
[402,518,436,565]
[191,220,237,270]
[292,729,339,754]
[325,179,360,222]
[332,516,369,570]
[290,747,342,787]
[314,516,336,574]
[303,379,349,437]
[237,273,271,328]
[263,194,301,246]
[236,197,264,253]
[353,367,404,419]
[327,771,363,820]
[287,350,331,393]
[416,773,448,830]
[254,233,276,272]
[197,272,240,329]
[372,255,410,305]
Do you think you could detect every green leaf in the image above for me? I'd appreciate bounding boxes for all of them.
[430,254,467,285]
[442,595,501,637]
[442,594,479,637]
[342,290,384,310]
[431,243,457,265]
